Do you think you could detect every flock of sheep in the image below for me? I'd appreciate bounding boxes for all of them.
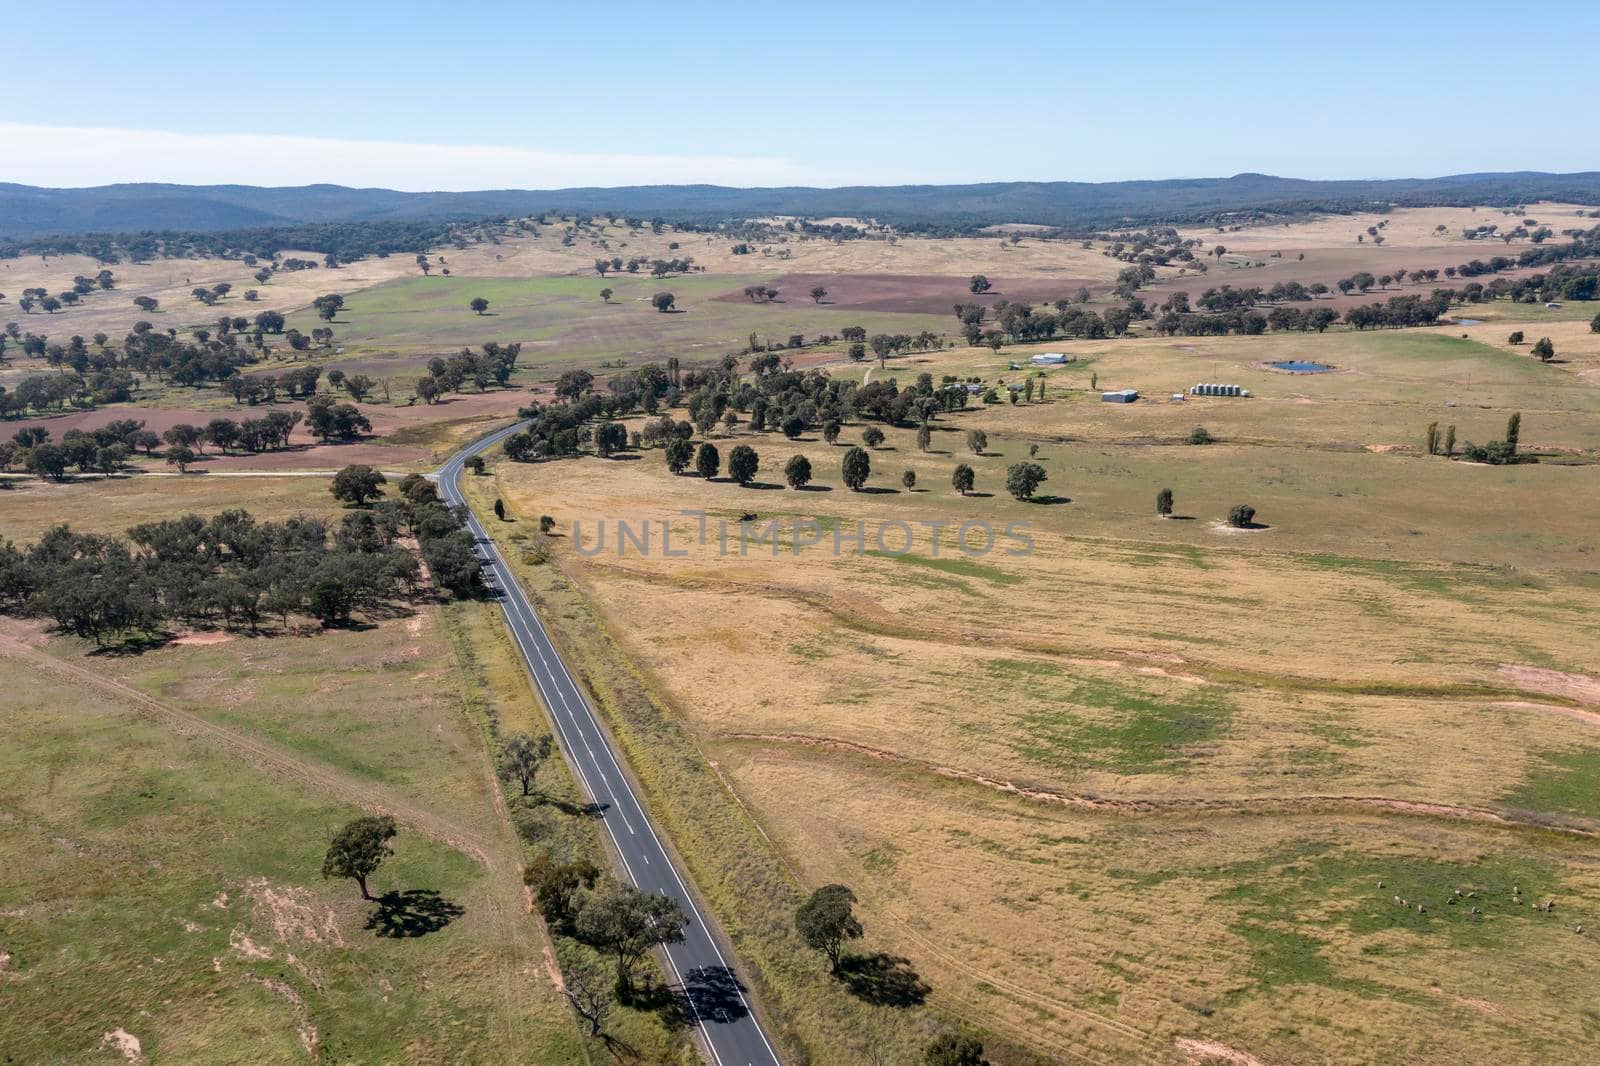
[1379,880,1580,932]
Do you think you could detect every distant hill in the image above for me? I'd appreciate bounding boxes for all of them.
[4,172,1600,238]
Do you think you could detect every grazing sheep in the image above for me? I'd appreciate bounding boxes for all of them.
[1378,881,1385,889]
[1417,903,1426,913]
[1469,907,1481,915]
[1577,925,1584,934]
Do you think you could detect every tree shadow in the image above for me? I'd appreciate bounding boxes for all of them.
[539,795,608,819]
[606,453,643,461]
[80,630,176,656]
[741,481,785,490]
[1029,494,1072,505]
[319,618,379,632]
[365,889,464,938]
[617,977,690,1026]
[1164,514,1197,521]
[837,952,929,1007]
[681,965,751,1024]
[795,483,833,492]
[857,486,900,495]
[964,491,995,499]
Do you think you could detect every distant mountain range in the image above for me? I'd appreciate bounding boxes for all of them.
[3,172,1599,237]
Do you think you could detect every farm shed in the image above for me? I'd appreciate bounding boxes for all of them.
[1031,353,1071,365]
[1101,389,1138,404]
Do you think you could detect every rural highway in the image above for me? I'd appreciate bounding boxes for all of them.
[437,424,782,1066]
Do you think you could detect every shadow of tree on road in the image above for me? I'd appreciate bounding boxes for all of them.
[681,965,751,1024]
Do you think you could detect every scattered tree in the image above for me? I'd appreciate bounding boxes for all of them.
[593,421,627,457]
[728,444,759,485]
[321,815,397,900]
[841,446,871,491]
[330,464,386,507]
[862,426,885,449]
[652,292,675,313]
[574,884,688,996]
[902,469,917,490]
[664,437,694,474]
[164,445,197,472]
[470,296,490,316]
[1005,462,1047,501]
[967,429,987,455]
[952,463,975,496]
[695,441,720,480]
[1531,336,1555,362]
[502,732,554,795]
[1227,503,1257,528]
[795,884,863,974]
[1156,488,1173,516]
[784,454,813,489]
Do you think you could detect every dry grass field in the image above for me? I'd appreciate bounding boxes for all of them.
[479,305,1600,1063]
[5,201,1598,1063]
[0,478,600,1064]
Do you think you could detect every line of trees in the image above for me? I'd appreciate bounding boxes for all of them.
[503,349,992,466]
[0,478,480,644]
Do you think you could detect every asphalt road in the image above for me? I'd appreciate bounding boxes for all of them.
[438,424,782,1066]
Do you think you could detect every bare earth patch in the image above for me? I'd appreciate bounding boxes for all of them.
[171,630,234,647]
[243,877,346,948]
[99,1029,143,1062]
[1498,664,1600,707]
[1176,1037,1269,1066]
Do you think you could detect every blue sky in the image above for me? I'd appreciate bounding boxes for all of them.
[6,0,1593,189]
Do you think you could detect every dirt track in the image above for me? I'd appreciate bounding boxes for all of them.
[0,618,496,862]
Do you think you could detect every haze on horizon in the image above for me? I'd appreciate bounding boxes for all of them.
[6,0,1594,191]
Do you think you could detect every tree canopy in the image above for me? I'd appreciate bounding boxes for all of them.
[574,884,688,993]
[321,815,397,900]
[795,884,863,973]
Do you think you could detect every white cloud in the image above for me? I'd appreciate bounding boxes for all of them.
[0,123,831,190]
